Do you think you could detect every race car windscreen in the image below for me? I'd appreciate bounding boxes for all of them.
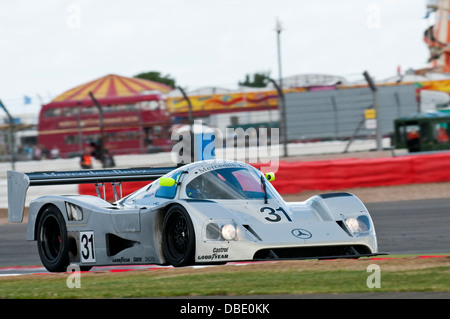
[120,171,182,205]
[186,167,273,200]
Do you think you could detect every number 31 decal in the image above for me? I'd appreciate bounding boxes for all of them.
[80,231,96,263]
[260,206,292,222]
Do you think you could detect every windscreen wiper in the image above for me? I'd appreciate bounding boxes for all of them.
[260,174,268,204]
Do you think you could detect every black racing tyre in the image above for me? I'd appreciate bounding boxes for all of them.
[162,205,195,267]
[36,205,70,272]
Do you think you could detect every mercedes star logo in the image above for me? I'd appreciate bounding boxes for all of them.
[291,228,312,239]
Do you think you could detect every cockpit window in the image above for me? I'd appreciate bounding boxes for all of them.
[185,167,271,200]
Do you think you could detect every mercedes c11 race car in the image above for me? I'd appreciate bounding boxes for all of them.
[7,160,380,272]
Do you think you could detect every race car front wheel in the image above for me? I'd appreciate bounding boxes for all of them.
[162,205,195,267]
[37,205,70,272]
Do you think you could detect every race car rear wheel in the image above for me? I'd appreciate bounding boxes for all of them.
[162,205,195,267]
[37,205,70,272]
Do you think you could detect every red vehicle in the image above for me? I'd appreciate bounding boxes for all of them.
[37,74,174,158]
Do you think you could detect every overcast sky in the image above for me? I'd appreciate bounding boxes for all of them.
[0,0,431,115]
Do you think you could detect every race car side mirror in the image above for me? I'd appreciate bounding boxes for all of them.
[265,172,275,182]
[159,177,176,187]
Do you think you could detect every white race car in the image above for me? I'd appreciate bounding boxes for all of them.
[7,160,379,272]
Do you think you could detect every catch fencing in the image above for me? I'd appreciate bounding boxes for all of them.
[284,84,418,142]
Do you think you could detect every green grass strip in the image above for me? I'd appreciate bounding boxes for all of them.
[1,265,450,299]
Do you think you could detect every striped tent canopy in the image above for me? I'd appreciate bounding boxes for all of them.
[46,74,174,107]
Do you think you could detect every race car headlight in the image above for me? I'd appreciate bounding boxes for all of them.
[221,224,236,241]
[65,202,83,221]
[345,215,370,235]
[203,221,246,241]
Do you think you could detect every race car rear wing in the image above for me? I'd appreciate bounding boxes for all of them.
[7,167,176,223]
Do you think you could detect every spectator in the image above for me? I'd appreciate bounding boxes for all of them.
[33,146,42,160]
[80,147,93,169]
[51,146,60,159]
[102,149,116,168]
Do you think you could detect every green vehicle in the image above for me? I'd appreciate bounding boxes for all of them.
[393,111,450,152]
